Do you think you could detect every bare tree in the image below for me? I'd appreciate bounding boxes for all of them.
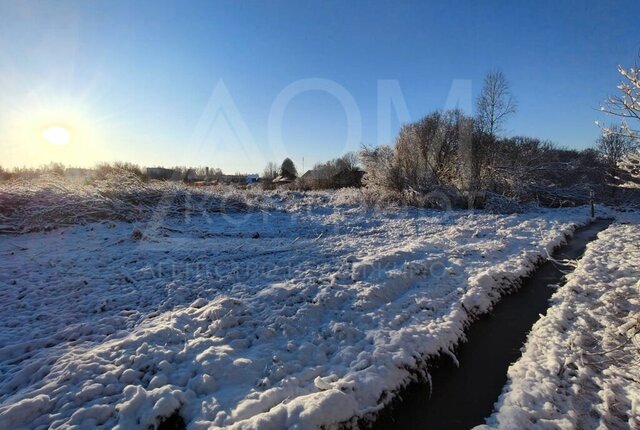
[262,161,279,180]
[0,166,10,181]
[476,70,517,137]
[297,153,363,190]
[601,59,640,188]
[601,60,640,142]
[335,152,359,172]
[596,126,635,169]
[618,150,640,188]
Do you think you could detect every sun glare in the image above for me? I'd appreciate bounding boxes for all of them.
[42,126,71,145]
[8,103,106,166]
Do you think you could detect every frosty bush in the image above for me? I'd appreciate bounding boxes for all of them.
[359,112,608,210]
[358,110,485,208]
[392,109,476,193]
[359,145,403,192]
[296,153,363,190]
[618,149,640,189]
[94,162,146,180]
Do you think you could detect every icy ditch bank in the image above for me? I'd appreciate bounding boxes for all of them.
[368,219,613,429]
[0,207,594,429]
[477,211,640,430]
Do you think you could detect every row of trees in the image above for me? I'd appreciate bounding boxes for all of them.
[262,153,364,190]
[262,158,298,182]
[5,61,638,206]
[262,62,639,204]
[0,162,244,183]
[297,153,362,190]
[360,67,640,208]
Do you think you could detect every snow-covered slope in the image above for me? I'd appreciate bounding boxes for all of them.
[0,204,593,429]
[478,212,640,430]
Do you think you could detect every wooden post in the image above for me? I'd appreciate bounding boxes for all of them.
[590,189,595,218]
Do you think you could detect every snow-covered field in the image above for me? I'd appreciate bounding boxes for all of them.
[0,196,595,429]
[479,212,640,430]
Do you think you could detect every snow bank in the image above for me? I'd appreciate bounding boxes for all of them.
[478,211,640,430]
[0,202,593,429]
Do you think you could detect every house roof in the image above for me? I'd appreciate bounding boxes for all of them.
[272,175,294,183]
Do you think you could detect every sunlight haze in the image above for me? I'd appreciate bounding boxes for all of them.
[0,0,638,172]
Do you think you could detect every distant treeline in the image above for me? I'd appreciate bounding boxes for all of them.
[354,69,639,210]
[0,162,253,183]
[359,109,640,209]
[4,65,639,210]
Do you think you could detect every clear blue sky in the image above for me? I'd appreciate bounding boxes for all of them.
[1,0,639,173]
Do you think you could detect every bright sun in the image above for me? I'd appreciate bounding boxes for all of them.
[42,126,71,145]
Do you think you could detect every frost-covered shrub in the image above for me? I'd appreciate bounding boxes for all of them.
[330,184,464,211]
[358,111,611,210]
[296,153,363,190]
[617,149,640,189]
[359,110,490,208]
[94,162,145,180]
[330,186,405,209]
[483,137,607,207]
[483,191,534,214]
[359,145,403,192]
[391,109,480,194]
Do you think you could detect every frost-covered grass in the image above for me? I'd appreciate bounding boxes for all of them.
[0,198,594,429]
[0,174,269,234]
[0,174,408,235]
[478,211,640,430]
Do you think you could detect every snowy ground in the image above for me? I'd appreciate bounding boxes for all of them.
[478,211,640,430]
[0,197,595,429]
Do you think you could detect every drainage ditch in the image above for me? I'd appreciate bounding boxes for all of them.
[369,218,613,429]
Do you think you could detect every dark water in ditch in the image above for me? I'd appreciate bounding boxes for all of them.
[369,218,613,430]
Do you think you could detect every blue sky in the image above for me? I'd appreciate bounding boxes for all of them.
[1,0,639,172]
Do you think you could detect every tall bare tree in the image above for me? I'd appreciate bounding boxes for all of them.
[596,126,634,168]
[601,59,640,188]
[601,60,640,142]
[262,161,279,180]
[476,70,517,137]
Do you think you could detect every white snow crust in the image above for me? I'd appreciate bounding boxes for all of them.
[0,200,595,429]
